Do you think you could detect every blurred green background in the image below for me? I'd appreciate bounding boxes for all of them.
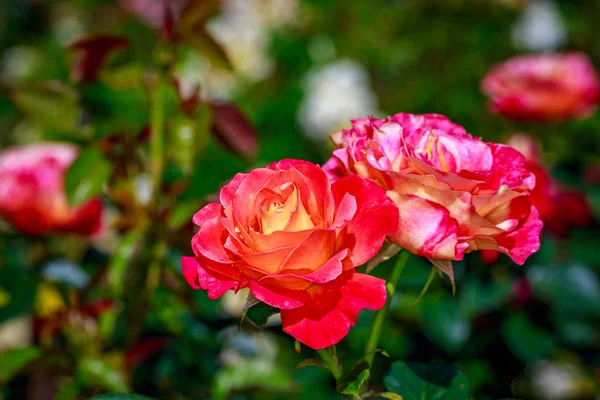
[1,0,600,399]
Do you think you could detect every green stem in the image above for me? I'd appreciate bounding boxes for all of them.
[364,250,410,367]
[150,79,165,210]
[317,348,342,380]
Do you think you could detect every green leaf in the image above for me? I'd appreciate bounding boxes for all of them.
[337,358,367,393]
[82,82,149,139]
[502,312,555,363]
[178,0,221,34]
[212,359,295,400]
[13,85,83,135]
[367,392,403,400]
[459,277,512,317]
[384,361,470,400]
[341,368,370,398]
[420,293,470,354]
[167,199,202,231]
[0,265,35,323]
[65,149,111,206]
[184,27,232,70]
[107,230,145,296]
[168,104,211,175]
[528,264,600,316]
[181,138,246,201]
[294,359,327,372]
[244,302,278,328]
[78,358,129,393]
[411,266,439,306]
[89,394,156,400]
[0,347,41,383]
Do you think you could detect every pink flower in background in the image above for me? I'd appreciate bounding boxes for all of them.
[0,143,103,236]
[325,113,543,279]
[508,133,592,238]
[481,53,600,122]
[182,159,398,349]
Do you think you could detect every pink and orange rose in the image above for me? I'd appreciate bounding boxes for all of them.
[182,159,398,349]
[324,113,543,278]
[481,53,600,122]
[0,143,103,236]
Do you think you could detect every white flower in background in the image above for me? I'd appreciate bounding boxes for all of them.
[207,0,299,83]
[529,361,586,400]
[49,3,89,46]
[0,316,32,351]
[512,0,566,52]
[0,46,44,87]
[298,60,379,141]
[173,49,236,101]
[134,173,152,206]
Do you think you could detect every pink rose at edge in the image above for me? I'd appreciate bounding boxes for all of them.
[481,52,600,122]
[324,113,543,280]
[0,143,103,236]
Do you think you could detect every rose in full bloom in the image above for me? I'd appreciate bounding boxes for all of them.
[508,134,592,238]
[182,159,398,349]
[481,53,600,122]
[0,143,103,236]
[324,113,543,279]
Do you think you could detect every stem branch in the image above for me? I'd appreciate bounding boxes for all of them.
[317,348,342,380]
[150,79,165,210]
[364,250,410,367]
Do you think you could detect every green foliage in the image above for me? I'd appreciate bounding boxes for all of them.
[0,347,40,383]
[1,1,600,399]
[89,394,156,400]
[420,293,471,354]
[502,312,556,363]
[65,148,111,206]
[384,361,470,400]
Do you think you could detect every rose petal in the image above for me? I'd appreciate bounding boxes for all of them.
[192,203,222,227]
[279,229,336,272]
[387,192,460,260]
[261,249,348,289]
[248,281,305,309]
[497,205,543,265]
[332,175,399,266]
[181,256,237,299]
[280,272,386,349]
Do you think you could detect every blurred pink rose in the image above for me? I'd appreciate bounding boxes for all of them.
[0,143,103,236]
[325,113,543,279]
[481,53,600,122]
[508,134,592,238]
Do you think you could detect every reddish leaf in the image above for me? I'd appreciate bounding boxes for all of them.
[69,35,128,83]
[126,337,170,369]
[210,102,258,160]
[172,78,201,115]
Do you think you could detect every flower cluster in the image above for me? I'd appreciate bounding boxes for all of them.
[183,113,544,348]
